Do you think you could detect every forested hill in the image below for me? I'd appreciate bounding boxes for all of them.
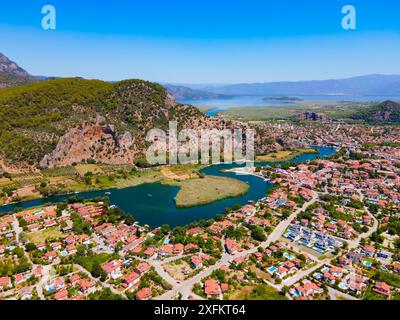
[0,78,209,169]
[350,100,400,123]
[0,72,36,89]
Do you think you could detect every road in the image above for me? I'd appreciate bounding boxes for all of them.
[154,190,379,300]
[347,190,379,250]
[155,193,319,300]
[327,286,358,300]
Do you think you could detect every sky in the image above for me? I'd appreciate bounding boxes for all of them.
[0,0,400,84]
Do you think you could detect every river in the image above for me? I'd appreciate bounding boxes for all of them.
[0,147,336,228]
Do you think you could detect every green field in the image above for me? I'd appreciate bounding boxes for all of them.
[26,226,65,244]
[217,102,367,122]
[167,175,249,208]
[229,284,287,300]
[256,148,318,162]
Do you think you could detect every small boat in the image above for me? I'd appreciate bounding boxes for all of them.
[105,192,111,195]
[148,194,153,198]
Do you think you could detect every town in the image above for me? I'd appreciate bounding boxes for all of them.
[1,122,399,301]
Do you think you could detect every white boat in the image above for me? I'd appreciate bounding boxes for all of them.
[105,192,111,195]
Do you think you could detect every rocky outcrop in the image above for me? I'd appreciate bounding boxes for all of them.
[295,112,331,122]
[0,53,30,77]
[40,116,136,168]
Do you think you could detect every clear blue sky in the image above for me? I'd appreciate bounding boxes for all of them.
[1,0,399,83]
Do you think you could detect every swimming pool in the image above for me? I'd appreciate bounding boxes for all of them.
[283,252,295,260]
[338,282,347,290]
[267,266,277,275]
[363,261,372,267]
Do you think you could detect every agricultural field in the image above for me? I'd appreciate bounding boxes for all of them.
[75,164,105,177]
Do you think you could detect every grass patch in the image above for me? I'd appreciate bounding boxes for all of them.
[161,164,204,180]
[166,175,249,208]
[0,177,12,187]
[26,226,65,244]
[74,253,112,273]
[229,284,287,300]
[219,103,366,122]
[256,148,318,163]
[75,164,104,177]
[114,170,163,189]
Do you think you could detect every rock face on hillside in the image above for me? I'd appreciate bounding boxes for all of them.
[39,116,137,168]
[0,53,30,77]
[351,100,400,123]
[0,53,35,89]
[295,112,331,122]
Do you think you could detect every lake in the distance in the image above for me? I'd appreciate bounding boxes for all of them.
[181,95,400,117]
[0,147,336,228]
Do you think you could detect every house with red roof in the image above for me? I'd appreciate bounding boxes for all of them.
[158,244,173,257]
[136,287,152,300]
[204,279,222,299]
[122,272,140,289]
[191,255,203,270]
[135,262,151,275]
[225,239,241,255]
[173,243,184,255]
[373,282,391,298]
[101,260,122,279]
[0,276,12,290]
[54,289,69,300]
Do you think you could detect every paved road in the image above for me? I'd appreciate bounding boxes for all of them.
[327,286,359,300]
[281,262,324,288]
[347,190,379,250]
[155,193,319,300]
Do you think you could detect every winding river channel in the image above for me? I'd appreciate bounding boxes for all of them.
[0,147,336,228]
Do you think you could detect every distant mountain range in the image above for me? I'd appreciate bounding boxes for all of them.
[163,84,230,101]
[185,75,400,96]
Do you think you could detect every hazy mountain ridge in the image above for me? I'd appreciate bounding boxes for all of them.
[192,75,400,96]
[164,84,230,101]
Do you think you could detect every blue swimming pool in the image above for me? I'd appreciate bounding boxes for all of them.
[363,261,372,267]
[283,252,295,260]
[267,266,277,275]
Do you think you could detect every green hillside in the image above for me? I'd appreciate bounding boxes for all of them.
[351,100,400,123]
[0,72,36,88]
[0,77,203,166]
